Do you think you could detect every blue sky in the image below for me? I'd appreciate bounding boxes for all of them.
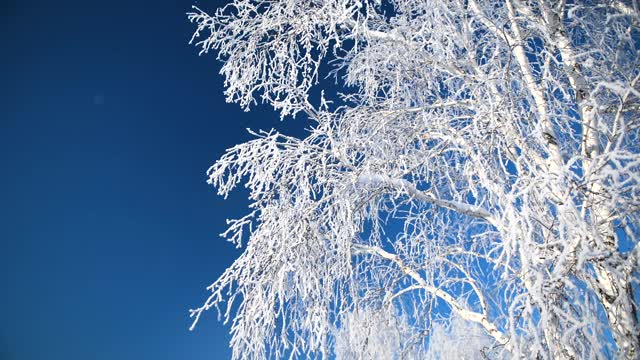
[0,0,303,358]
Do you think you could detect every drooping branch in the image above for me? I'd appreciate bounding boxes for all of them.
[352,244,511,348]
[357,173,497,226]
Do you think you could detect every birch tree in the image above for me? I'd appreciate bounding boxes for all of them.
[186,1,640,358]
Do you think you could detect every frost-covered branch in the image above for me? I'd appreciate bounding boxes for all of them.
[353,243,510,348]
[357,173,497,225]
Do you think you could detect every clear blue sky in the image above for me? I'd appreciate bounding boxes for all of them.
[0,1,301,358]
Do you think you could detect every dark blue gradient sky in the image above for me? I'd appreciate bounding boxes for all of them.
[1,1,299,359]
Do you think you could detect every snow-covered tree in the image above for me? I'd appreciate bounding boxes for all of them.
[186,1,640,358]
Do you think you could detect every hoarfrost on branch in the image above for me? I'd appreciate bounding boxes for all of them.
[187,0,640,358]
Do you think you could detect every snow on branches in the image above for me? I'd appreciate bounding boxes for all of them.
[188,1,640,358]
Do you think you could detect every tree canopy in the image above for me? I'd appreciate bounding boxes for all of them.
[187,1,640,358]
